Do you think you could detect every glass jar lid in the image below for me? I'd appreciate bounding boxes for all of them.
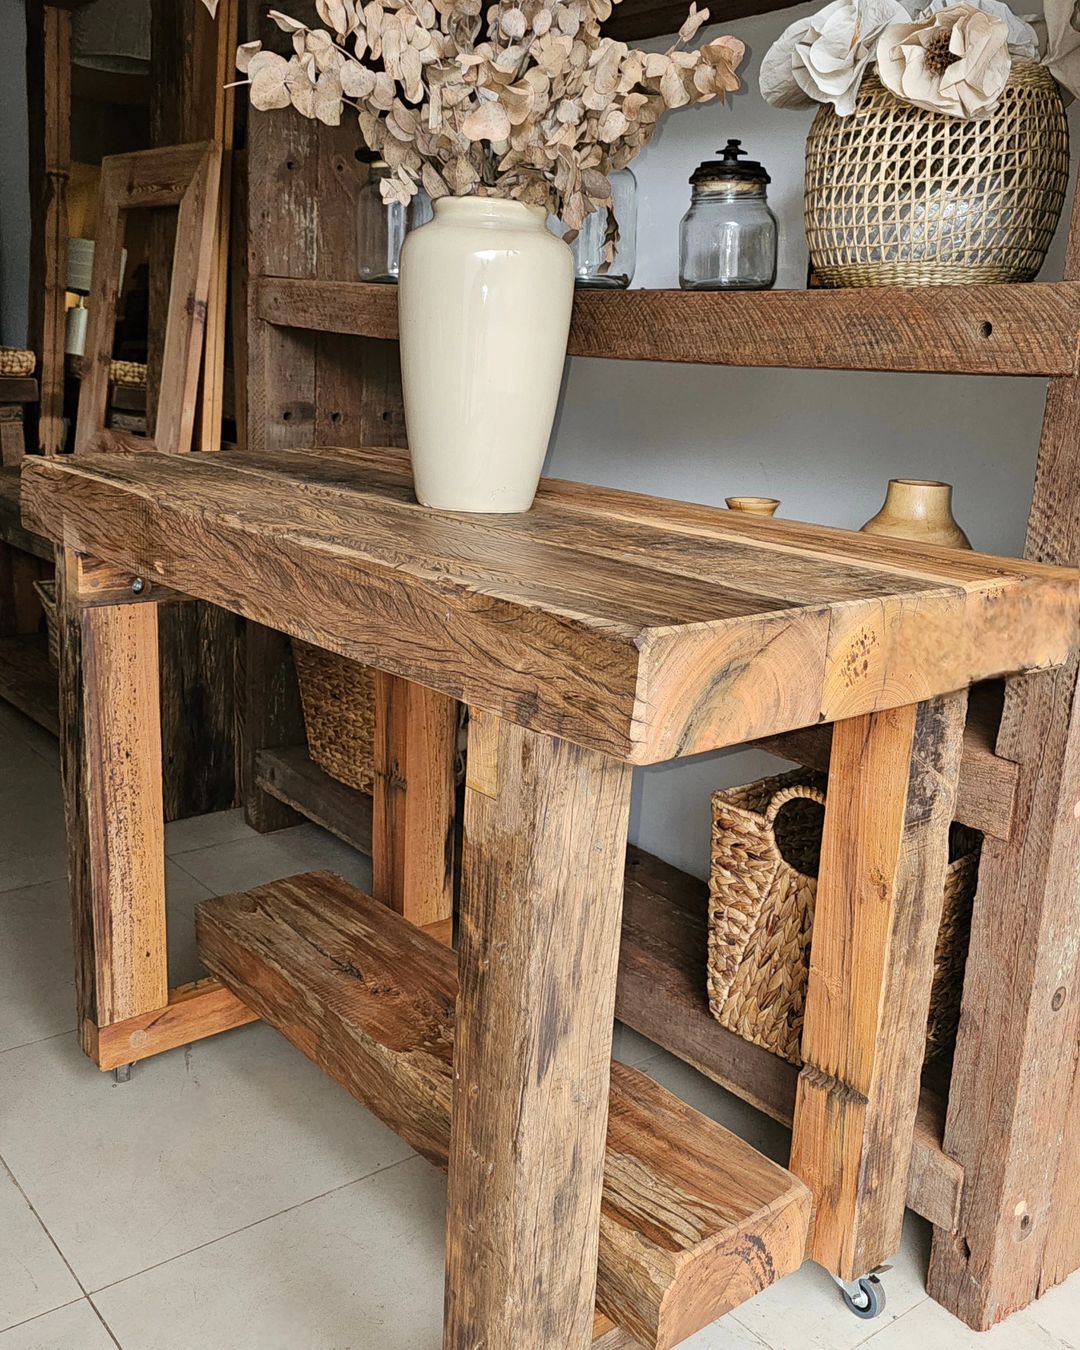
[690,139,770,189]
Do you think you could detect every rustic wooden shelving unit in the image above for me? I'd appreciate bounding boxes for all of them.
[240,25,1080,1323]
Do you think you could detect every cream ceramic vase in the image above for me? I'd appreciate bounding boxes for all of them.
[860,479,971,549]
[398,196,574,512]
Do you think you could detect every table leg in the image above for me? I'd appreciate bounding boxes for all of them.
[790,694,967,1279]
[444,708,633,1349]
[58,548,168,1056]
[372,671,457,937]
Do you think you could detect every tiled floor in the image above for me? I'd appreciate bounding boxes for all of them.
[1,699,1077,1349]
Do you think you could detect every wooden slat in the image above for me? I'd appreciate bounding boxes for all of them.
[372,672,457,932]
[791,696,967,1279]
[21,448,1078,765]
[196,870,811,1350]
[615,845,965,1234]
[755,682,1018,840]
[447,709,634,1348]
[254,277,1080,378]
[241,623,306,833]
[85,977,258,1071]
[254,744,373,854]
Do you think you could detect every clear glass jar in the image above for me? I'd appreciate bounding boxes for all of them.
[571,168,637,288]
[357,161,432,283]
[679,140,777,291]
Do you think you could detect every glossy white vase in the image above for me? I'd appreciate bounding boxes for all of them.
[398,196,574,513]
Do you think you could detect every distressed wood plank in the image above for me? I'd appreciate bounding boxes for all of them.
[446,709,633,1348]
[254,744,373,853]
[791,695,967,1278]
[86,978,258,1072]
[196,869,811,1349]
[254,277,1080,377]
[58,548,167,1038]
[372,672,457,932]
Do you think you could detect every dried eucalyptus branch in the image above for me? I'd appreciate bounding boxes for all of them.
[238,0,744,256]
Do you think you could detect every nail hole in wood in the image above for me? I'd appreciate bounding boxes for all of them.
[979,321,993,338]
[330,411,342,424]
[286,159,296,171]
[282,410,292,422]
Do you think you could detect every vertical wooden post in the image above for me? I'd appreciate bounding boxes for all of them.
[58,549,168,1054]
[372,672,457,938]
[239,621,306,833]
[26,3,70,455]
[791,694,967,1279]
[444,709,633,1348]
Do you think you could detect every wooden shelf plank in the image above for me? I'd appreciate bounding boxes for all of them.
[616,845,965,1233]
[0,632,58,735]
[0,468,52,560]
[255,276,1080,377]
[198,870,812,1349]
[254,745,373,854]
[755,681,1018,840]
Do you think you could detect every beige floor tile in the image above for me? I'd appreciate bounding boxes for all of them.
[0,1302,115,1350]
[92,1157,445,1350]
[165,808,257,857]
[0,707,59,773]
[170,823,373,898]
[859,1276,1080,1350]
[0,866,216,1053]
[0,1166,81,1333]
[0,1026,413,1292]
[0,773,66,894]
[612,1021,663,1068]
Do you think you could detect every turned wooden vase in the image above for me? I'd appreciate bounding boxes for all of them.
[861,479,971,549]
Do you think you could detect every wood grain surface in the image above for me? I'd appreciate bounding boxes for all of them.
[196,869,811,1349]
[791,696,967,1279]
[21,446,1077,763]
[254,276,1080,377]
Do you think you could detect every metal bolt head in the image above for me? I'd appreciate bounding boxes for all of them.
[131,577,145,595]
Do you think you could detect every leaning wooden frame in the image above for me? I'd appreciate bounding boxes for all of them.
[75,141,222,457]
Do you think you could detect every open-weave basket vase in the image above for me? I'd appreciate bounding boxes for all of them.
[804,62,1069,286]
[292,641,375,794]
[0,348,36,378]
[707,769,981,1065]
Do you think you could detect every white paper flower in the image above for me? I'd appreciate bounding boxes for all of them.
[918,0,1039,58]
[1039,0,1080,102]
[877,3,1012,117]
[760,0,909,114]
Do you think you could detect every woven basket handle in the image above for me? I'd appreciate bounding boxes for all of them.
[762,785,827,861]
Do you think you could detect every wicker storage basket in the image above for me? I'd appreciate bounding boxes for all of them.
[804,63,1069,287]
[0,348,36,378]
[292,640,375,794]
[33,580,59,670]
[707,769,981,1065]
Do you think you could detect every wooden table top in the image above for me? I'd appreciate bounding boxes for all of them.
[21,445,1078,762]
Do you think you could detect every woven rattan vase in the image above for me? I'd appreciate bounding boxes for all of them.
[804,63,1069,287]
[292,641,375,794]
[707,769,981,1064]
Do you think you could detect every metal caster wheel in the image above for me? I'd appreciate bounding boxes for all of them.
[837,1275,885,1320]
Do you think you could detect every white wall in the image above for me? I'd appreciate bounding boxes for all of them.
[0,0,30,346]
[546,3,1080,879]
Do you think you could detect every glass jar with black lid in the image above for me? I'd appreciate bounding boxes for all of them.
[679,140,777,291]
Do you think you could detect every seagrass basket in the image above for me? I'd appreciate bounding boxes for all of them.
[0,348,35,378]
[292,641,375,794]
[804,63,1069,287]
[707,769,981,1065]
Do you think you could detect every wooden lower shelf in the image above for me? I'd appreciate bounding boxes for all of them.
[254,745,372,854]
[197,870,811,1350]
[0,632,58,735]
[252,745,964,1233]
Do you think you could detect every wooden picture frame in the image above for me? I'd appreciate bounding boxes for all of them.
[75,141,222,456]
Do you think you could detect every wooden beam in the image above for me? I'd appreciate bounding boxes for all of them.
[85,978,258,1072]
[241,623,306,833]
[372,672,457,934]
[755,682,1018,840]
[0,634,58,736]
[791,695,967,1279]
[254,745,373,853]
[446,709,634,1348]
[196,869,811,1349]
[58,548,168,1042]
[255,277,1080,378]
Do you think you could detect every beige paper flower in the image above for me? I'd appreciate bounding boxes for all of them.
[1039,0,1080,103]
[876,3,1012,118]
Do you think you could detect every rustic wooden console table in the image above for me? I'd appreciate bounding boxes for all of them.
[21,443,1077,1347]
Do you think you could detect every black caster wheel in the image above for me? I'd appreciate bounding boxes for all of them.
[840,1275,885,1320]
